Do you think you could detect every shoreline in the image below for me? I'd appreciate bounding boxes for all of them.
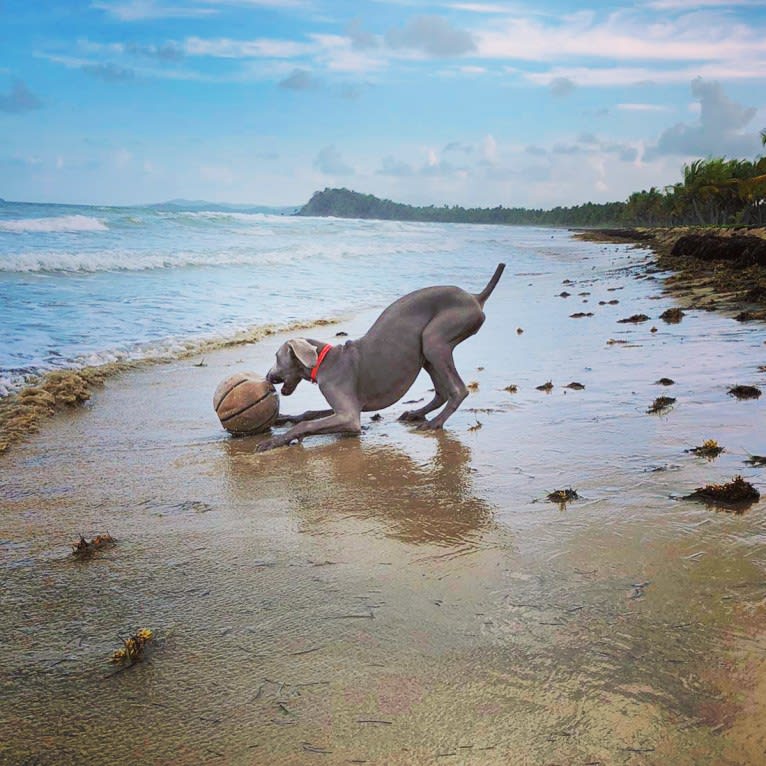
[0,315,341,455]
[574,226,766,318]
[5,223,766,455]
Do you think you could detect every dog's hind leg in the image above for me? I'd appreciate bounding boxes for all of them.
[415,310,482,430]
[398,362,447,422]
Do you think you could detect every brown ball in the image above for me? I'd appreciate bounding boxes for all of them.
[213,372,279,435]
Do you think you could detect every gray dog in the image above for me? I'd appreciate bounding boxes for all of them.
[258,263,505,451]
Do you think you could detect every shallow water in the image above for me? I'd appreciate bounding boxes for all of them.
[1,230,766,764]
[1,201,546,395]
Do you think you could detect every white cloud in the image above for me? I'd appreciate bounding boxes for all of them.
[385,15,476,58]
[646,77,760,159]
[314,145,354,176]
[447,2,519,13]
[310,34,387,73]
[477,9,766,62]
[617,103,672,112]
[0,80,43,113]
[481,134,498,163]
[184,36,314,59]
[525,61,766,87]
[645,0,762,9]
[91,1,216,21]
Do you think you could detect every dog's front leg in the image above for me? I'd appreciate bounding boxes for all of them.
[274,409,334,426]
[256,410,361,452]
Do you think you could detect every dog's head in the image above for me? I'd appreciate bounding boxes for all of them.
[266,338,318,396]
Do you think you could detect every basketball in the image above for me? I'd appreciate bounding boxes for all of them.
[213,372,279,435]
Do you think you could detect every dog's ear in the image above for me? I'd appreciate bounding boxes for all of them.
[287,338,318,369]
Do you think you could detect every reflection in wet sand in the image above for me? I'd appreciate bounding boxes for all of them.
[224,432,494,548]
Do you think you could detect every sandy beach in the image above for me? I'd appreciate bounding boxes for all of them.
[2,237,766,765]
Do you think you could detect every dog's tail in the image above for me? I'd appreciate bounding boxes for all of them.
[475,263,506,306]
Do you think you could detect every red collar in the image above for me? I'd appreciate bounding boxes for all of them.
[310,344,333,383]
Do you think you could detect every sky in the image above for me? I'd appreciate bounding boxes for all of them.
[1,0,765,208]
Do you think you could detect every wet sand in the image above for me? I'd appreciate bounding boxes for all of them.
[575,226,766,318]
[2,239,766,765]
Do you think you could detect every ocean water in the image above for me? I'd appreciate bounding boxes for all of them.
[0,199,571,396]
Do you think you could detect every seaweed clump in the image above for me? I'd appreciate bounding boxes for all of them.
[686,440,724,459]
[0,367,111,454]
[647,396,676,414]
[536,381,554,392]
[682,475,760,511]
[72,533,116,559]
[745,455,766,466]
[564,382,585,390]
[618,314,650,324]
[728,385,762,400]
[660,307,685,323]
[547,488,579,504]
[111,628,154,665]
[655,377,675,386]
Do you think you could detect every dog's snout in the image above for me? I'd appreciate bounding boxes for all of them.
[266,369,280,384]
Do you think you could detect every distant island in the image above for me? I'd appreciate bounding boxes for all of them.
[296,187,623,227]
[148,199,298,215]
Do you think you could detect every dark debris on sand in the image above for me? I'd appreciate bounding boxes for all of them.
[536,381,554,392]
[547,488,579,504]
[686,440,724,459]
[655,377,675,386]
[660,307,685,323]
[728,385,762,400]
[564,382,585,390]
[570,312,594,318]
[648,396,676,414]
[682,475,760,511]
[72,533,116,559]
[111,628,154,666]
[618,314,650,324]
[745,455,766,466]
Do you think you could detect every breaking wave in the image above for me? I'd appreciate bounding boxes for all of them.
[0,215,108,234]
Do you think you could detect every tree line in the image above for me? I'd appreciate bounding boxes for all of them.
[298,136,766,228]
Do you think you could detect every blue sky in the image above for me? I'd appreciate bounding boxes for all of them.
[1,0,765,207]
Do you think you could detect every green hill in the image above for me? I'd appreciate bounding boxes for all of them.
[296,187,626,226]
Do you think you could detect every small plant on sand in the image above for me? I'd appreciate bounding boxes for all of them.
[111,628,154,665]
[72,533,115,559]
[503,384,518,393]
[547,488,579,504]
[683,475,760,510]
[647,396,676,414]
[686,440,724,459]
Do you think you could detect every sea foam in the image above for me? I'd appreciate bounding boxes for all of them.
[0,215,108,234]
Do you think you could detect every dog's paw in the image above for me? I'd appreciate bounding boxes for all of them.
[255,436,284,452]
[415,420,443,431]
[398,411,425,422]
